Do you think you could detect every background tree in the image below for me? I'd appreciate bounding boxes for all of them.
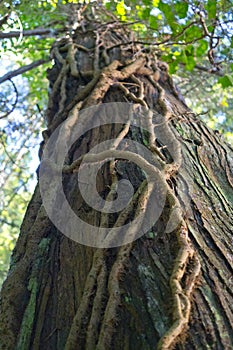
[0,1,233,349]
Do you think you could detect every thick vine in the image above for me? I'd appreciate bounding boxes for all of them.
[40,13,201,350]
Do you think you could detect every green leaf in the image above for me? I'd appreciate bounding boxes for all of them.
[116,1,126,16]
[196,40,208,56]
[208,25,214,33]
[105,2,111,10]
[149,15,158,29]
[142,0,151,5]
[169,61,178,74]
[175,2,188,19]
[159,1,176,30]
[141,7,150,20]
[180,50,188,64]
[184,25,203,41]
[153,0,160,6]
[185,56,196,71]
[230,63,233,72]
[185,45,194,56]
[207,0,217,19]
[218,75,233,88]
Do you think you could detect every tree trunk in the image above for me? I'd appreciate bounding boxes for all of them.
[1,9,233,350]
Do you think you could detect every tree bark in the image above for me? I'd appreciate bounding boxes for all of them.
[1,9,233,350]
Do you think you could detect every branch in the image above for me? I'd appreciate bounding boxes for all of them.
[0,14,10,28]
[0,218,18,228]
[0,28,60,39]
[0,57,51,84]
[0,79,18,119]
[194,64,224,76]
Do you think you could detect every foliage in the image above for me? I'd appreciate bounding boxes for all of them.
[0,70,43,287]
[108,0,233,141]
[0,0,232,287]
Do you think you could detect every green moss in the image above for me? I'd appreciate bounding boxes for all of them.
[16,237,51,349]
[38,237,50,252]
[147,231,156,239]
[16,278,38,350]
[175,124,185,137]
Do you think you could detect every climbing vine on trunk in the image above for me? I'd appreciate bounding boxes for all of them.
[1,6,233,350]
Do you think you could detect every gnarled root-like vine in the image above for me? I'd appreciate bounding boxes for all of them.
[157,222,201,350]
[44,21,201,349]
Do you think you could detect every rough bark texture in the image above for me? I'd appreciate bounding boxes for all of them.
[1,7,233,350]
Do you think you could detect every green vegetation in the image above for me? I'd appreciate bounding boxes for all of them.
[0,0,232,287]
